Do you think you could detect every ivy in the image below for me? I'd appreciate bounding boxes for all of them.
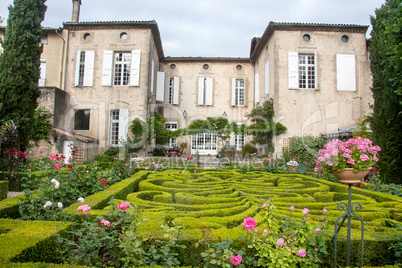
[30,107,54,145]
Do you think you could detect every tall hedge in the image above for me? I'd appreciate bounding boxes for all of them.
[0,0,47,151]
[369,0,402,183]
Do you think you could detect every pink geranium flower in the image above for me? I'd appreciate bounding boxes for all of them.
[49,154,57,160]
[230,255,242,266]
[243,217,257,231]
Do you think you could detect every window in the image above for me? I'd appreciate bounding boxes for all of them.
[74,110,90,130]
[298,54,315,89]
[231,78,245,106]
[155,73,179,104]
[75,50,95,86]
[114,52,131,86]
[288,52,317,89]
[191,131,217,154]
[166,77,180,104]
[110,110,120,146]
[78,51,85,86]
[198,77,213,105]
[83,33,91,40]
[168,78,174,104]
[39,59,46,87]
[102,50,141,87]
[303,34,311,42]
[40,35,48,44]
[230,124,245,150]
[165,122,178,148]
[120,32,127,40]
[109,109,129,146]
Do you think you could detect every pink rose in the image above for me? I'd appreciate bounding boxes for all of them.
[77,205,91,215]
[43,201,52,208]
[322,208,328,214]
[290,206,295,212]
[100,219,111,227]
[77,197,84,203]
[40,150,43,154]
[118,202,130,211]
[302,208,309,215]
[243,217,257,231]
[264,229,268,234]
[57,202,63,208]
[277,238,285,247]
[230,254,242,266]
[49,154,57,160]
[315,228,321,233]
[297,249,307,257]
[54,163,61,169]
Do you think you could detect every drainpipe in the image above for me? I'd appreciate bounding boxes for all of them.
[55,28,65,89]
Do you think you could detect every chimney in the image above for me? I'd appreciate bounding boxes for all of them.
[71,0,82,23]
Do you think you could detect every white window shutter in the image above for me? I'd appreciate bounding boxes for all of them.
[231,77,236,105]
[336,54,356,91]
[173,76,180,104]
[39,59,46,87]
[83,51,95,86]
[265,60,270,95]
[314,51,318,89]
[230,134,235,146]
[151,60,155,93]
[130,50,141,86]
[243,78,246,104]
[102,50,113,86]
[255,73,260,104]
[205,77,213,105]
[156,71,165,101]
[75,50,81,86]
[118,109,129,145]
[198,77,204,105]
[288,52,299,89]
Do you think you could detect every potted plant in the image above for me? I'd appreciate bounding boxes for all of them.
[314,137,381,183]
[286,160,299,172]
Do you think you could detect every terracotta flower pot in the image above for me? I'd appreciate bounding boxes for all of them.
[331,168,371,184]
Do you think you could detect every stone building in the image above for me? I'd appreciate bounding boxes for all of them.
[0,0,373,161]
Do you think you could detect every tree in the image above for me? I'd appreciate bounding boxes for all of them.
[245,100,287,155]
[0,0,47,151]
[369,0,402,183]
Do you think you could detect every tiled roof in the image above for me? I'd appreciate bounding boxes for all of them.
[250,21,369,62]
[162,56,250,62]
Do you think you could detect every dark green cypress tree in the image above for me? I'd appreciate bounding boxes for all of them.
[0,0,47,151]
[369,0,402,183]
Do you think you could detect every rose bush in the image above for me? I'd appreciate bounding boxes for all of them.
[245,198,332,267]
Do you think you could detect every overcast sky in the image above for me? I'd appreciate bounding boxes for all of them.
[0,0,385,57]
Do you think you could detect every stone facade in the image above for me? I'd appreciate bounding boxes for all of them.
[0,8,373,161]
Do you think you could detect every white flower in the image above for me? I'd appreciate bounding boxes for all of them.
[51,179,60,189]
[43,201,52,208]
[286,160,299,167]
[77,197,84,203]
[57,202,63,208]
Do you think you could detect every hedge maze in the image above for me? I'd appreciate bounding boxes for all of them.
[79,170,402,241]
